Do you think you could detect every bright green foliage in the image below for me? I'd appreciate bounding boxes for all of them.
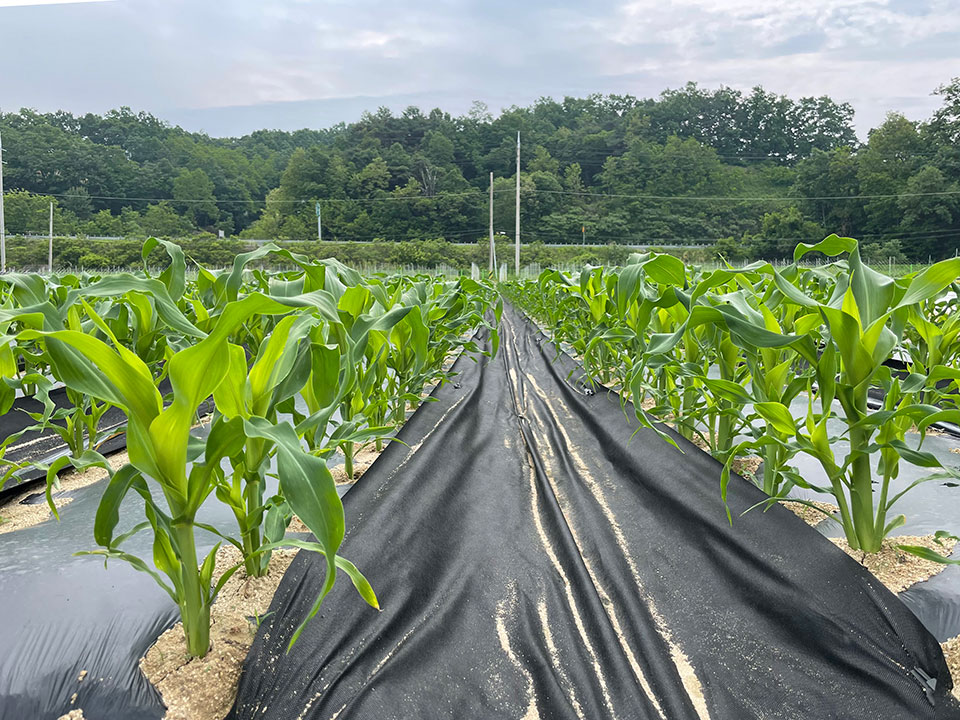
[0,240,499,657]
[506,236,960,554]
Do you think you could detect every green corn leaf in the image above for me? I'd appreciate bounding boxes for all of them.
[755,402,797,436]
[701,378,754,404]
[93,465,148,548]
[916,410,960,434]
[142,237,187,301]
[793,234,858,263]
[848,247,896,327]
[897,543,960,566]
[213,344,250,419]
[242,417,345,647]
[897,257,960,308]
[885,440,942,468]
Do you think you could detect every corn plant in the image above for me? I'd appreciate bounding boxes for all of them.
[0,237,498,655]
[506,239,960,554]
[0,334,27,493]
[758,237,960,551]
[24,288,377,657]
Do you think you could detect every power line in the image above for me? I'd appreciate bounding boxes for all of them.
[519,188,960,202]
[31,188,515,205]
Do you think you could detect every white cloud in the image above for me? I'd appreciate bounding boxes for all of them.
[582,0,959,133]
[0,0,955,137]
[0,0,113,6]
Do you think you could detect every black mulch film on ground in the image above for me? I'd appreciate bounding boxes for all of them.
[0,386,130,492]
[0,393,238,720]
[228,304,960,720]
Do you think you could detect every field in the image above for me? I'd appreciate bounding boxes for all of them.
[2,235,960,718]
[505,235,960,554]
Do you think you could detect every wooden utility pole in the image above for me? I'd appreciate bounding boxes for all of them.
[0,128,5,273]
[515,132,520,276]
[488,171,495,273]
[49,201,54,273]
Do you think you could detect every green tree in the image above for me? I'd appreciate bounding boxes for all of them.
[84,209,125,237]
[60,186,93,220]
[745,207,826,259]
[929,77,960,145]
[139,202,195,237]
[858,113,925,235]
[172,168,219,227]
[793,147,863,236]
[897,166,960,259]
[1,191,74,235]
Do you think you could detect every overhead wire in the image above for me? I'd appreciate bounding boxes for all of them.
[517,187,960,202]
[38,188,515,205]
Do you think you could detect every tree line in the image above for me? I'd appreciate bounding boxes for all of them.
[1,79,959,262]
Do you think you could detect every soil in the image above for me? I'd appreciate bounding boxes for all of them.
[329,443,386,485]
[0,451,129,534]
[56,711,85,720]
[780,500,839,527]
[685,433,760,481]
[830,535,957,594]
[139,545,298,720]
[288,444,387,535]
[730,455,761,481]
[942,635,960,701]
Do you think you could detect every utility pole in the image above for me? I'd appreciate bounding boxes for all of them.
[488,171,495,273]
[49,201,53,273]
[582,225,586,246]
[0,128,5,273]
[316,201,322,242]
[515,132,520,276]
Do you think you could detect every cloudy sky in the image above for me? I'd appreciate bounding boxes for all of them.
[0,0,957,138]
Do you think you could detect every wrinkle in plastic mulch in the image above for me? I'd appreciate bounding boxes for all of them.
[228,306,960,720]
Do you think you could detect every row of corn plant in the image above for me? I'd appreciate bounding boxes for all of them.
[504,236,960,555]
[0,240,499,656]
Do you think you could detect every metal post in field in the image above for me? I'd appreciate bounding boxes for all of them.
[316,201,322,242]
[515,132,520,275]
[488,171,495,273]
[49,201,53,273]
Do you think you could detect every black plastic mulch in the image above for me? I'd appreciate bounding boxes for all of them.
[228,305,960,720]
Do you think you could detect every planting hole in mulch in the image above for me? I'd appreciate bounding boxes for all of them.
[830,535,957,595]
[329,443,386,485]
[139,545,298,720]
[137,440,388,718]
[780,500,840,527]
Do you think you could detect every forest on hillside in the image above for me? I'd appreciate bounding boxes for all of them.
[1,79,959,262]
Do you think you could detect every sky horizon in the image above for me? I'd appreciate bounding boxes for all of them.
[0,0,957,140]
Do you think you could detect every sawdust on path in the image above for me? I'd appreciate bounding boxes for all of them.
[830,535,957,594]
[139,545,298,720]
[780,500,840,527]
